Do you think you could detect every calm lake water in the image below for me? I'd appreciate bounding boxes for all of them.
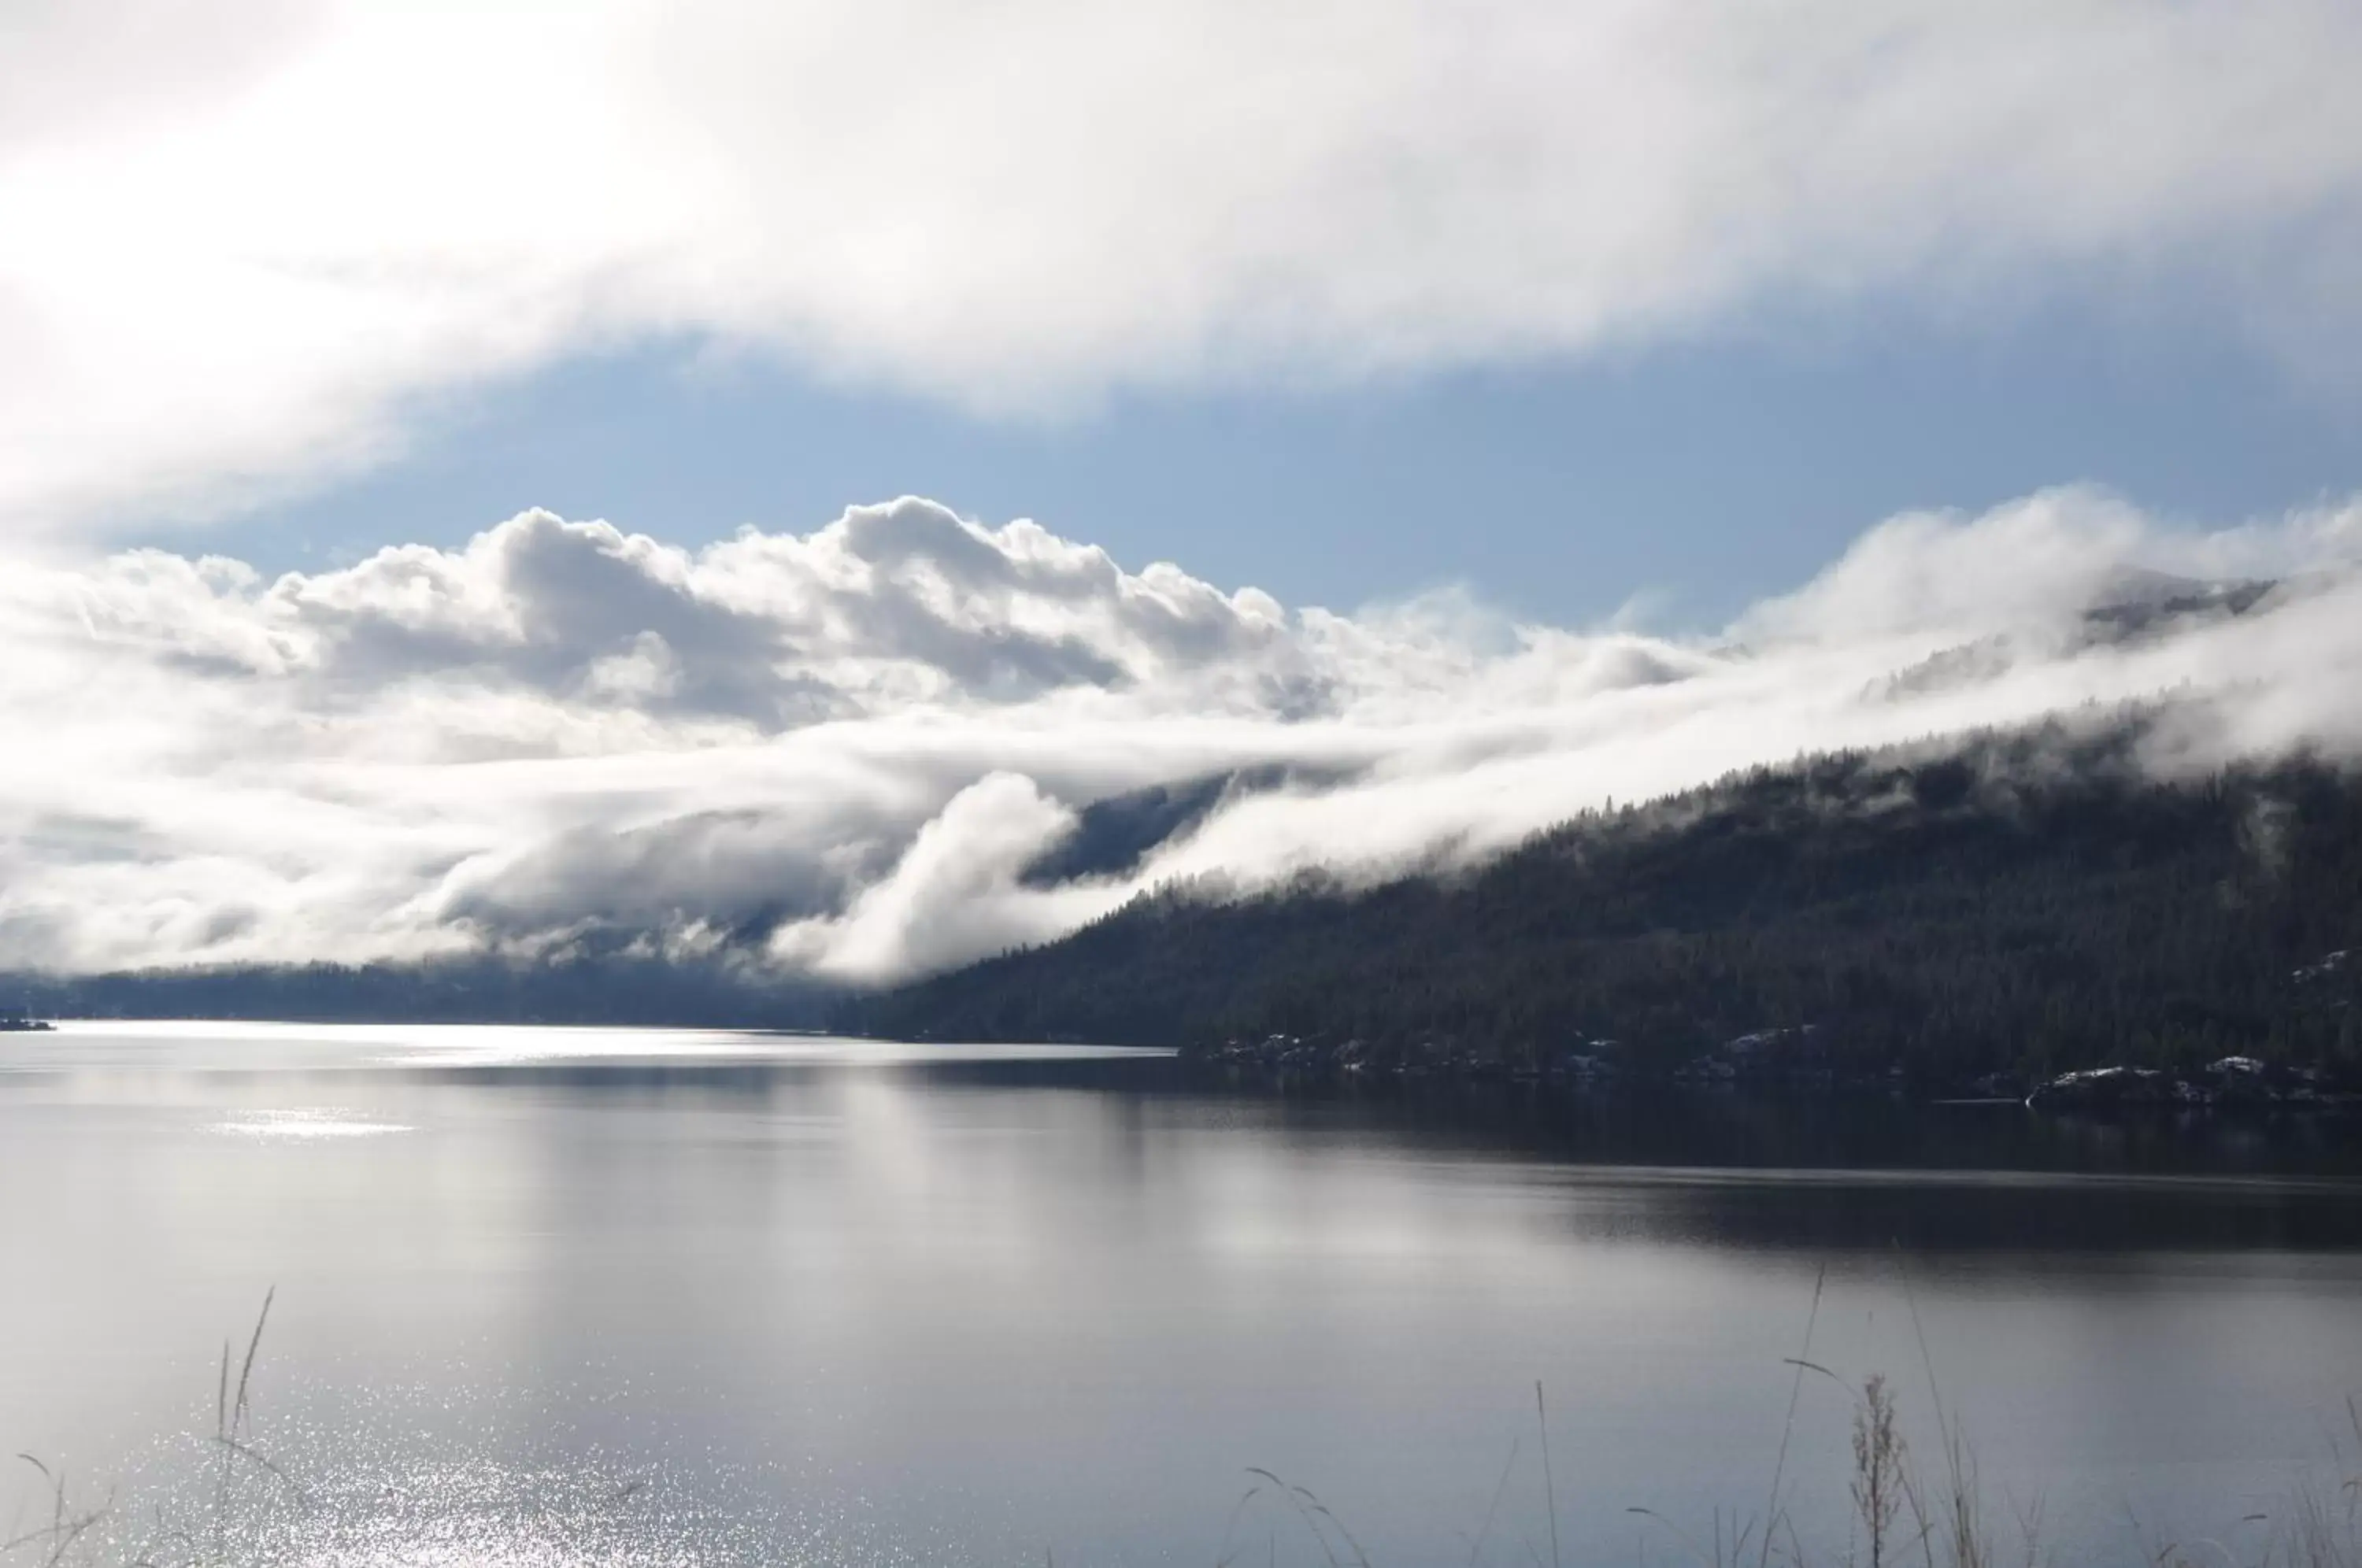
[3,1023,2359,1566]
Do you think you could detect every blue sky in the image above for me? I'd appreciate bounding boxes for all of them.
[181,303,2358,627]
[17,3,2362,631]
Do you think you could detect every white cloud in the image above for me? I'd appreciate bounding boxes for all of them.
[768,773,1114,985]
[2,489,2359,982]
[6,1,2362,532]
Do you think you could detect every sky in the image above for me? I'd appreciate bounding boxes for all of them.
[176,315,2362,627]
[6,0,2362,980]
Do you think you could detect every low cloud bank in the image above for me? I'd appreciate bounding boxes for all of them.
[3,489,2359,983]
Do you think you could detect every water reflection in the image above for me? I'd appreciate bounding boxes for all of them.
[2,1023,2358,1566]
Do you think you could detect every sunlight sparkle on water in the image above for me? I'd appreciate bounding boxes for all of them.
[210,1108,415,1140]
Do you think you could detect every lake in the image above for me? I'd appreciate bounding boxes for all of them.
[2,1023,2358,1566]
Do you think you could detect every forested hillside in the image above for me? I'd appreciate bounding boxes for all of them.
[19,716,2362,1089]
[1,952,833,1030]
[857,720,2362,1085]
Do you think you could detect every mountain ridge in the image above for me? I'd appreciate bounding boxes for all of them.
[850,712,2362,1086]
[14,712,2362,1095]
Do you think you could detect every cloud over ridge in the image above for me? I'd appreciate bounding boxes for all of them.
[5,488,2360,983]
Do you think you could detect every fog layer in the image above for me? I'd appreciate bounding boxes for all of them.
[4,488,2358,980]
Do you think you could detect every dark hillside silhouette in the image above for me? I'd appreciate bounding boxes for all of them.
[857,717,2362,1085]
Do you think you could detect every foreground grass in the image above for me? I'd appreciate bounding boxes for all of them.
[1215,1374,2361,1568]
[6,1290,2357,1568]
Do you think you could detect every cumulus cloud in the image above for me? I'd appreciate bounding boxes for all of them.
[6,1,2362,532]
[3,489,2360,982]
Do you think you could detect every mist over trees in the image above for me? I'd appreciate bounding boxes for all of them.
[854,718,2362,1084]
[13,713,2362,1091]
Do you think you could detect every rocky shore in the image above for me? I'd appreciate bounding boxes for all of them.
[2022,1056,2349,1111]
[1183,1031,2360,1111]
